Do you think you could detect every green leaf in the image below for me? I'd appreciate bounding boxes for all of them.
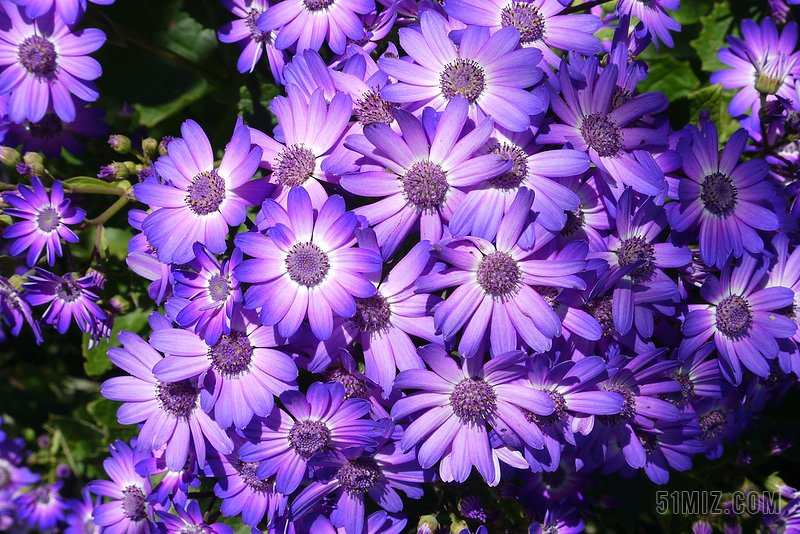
[690,1,734,75]
[688,83,723,125]
[137,79,213,127]
[103,227,133,261]
[82,307,153,377]
[63,177,130,194]
[671,0,716,25]
[165,11,218,64]
[638,55,699,100]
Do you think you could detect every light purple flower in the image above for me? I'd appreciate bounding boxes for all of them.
[23,268,105,334]
[65,490,100,534]
[218,0,287,79]
[10,0,115,25]
[617,0,680,49]
[0,276,42,343]
[15,482,67,531]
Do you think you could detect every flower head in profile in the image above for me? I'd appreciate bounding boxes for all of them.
[218,0,287,79]
[0,276,42,343]
[23,269,105,335]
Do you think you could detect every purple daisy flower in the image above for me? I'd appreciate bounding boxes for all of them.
[149,306,299,430]
[391,345,554,485]
[219,0,287,79]
[0,1,105,123]
[126,209,173,305]
[134,449,199,509]
[133,119,269,265]
[256,0,375,55]
[617,0,680,49]
[528,504,584,534]
[100,328,234,470]
[668,122,779,268]
[0,435,39,494]
[23,268,105,334]
[766,233,800,374]
[444,0,601,68]
[538,56,669,196]
[378,9,545,132]
[238,381,381,495]
[301,511,407,534]
[417,188,587,357]
[680,252,797,385]
[15,482,67,531]
[693,393,744,460]
[234,186,382,340]
[11,0,115,25]
[87,440,154,534]
[65,489,100,534]
[3,176,85,267]
[341,96,512,259]
[661,343,728,407]
[0,276,42,343]
[156,500,234,534]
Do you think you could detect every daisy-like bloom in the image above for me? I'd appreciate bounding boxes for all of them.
[12,0,115,25]
[156,500,234,534]
[710,18,800,118]
[23,268,105,334]
[87,440,154,534]
[417,189,587,358]
[149,306,299,430]
[668,122,779,268]
[0,432,39,494]
[100,328,234,471]
[538,56,669,197]
[616,0,680,49]
[218,0,287,79]
[692,393,744,460]
[0,276,42,343]
[170,243,243,345]
[528,504,584,534]
[234,186,382,340]
[238,381,381,495]
[134,449,199,508]
[133,119,269,265]
[660,343,728,408]
[378,10,545,132]
[65,490,100,534]
[341,96,512,259]
[301,511,407,534]
[551,171,613,252]
[310,240,441,397]
[15,482,67,531]
[680,252,797,385]
[444,0,601,68]
[250,86,352,211]
[3,177,85,267]
[0,1,106,123]
[391,345,553,485]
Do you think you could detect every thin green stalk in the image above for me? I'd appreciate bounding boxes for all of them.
[78,195,130,232]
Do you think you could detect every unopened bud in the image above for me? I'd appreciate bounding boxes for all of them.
[158,136,174,156]
[98,162,130,181]
[142,137,158,155]
[0,146,20,166]
[418,515,439,534]
[23,152,42,165]
[86,266,107,290]
[16,162,44,177]
[108,135,132,153]
[55,464,71,479]
[449,514,468,534]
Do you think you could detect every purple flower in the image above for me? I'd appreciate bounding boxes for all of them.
[617,0,680,48]
[238,381,381,495]
[149,306,299,430]
[378,10,545,132]
[218,0,287,79]
[0,433,39,494]
[256,0,375,55]
[0,1,105,122]
[669,122,779,268]
[12,0,115,25]
[23,268,105,334]
[528,504,584,534]
[15,482,67,530]
[134,449,199,509]
[0,276,42,343]
[65,490,100,534]
[156,500,234,534]
[133,119,269,264]
[100,327,234,470]
[680,252,797,385]
[3,177,85,267]
[301,511,407,534]
[662,343,728,407]
[234,186,383,340]
[766,233,800,375]
[341,96,512,259]
[693,393,744,460]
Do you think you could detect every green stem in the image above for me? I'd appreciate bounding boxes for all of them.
[79,195,130,232]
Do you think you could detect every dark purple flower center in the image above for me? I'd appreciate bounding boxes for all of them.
[701,172,738,215]
[533,286,559,309]
[288,419,331,458]
[0,282,22,312]
[337,457,381,494]
[155,380,198,418]
[236,459,270,491]
[450,378,497,423]
[489,143,528,190]
[525,390,566,427]
[439,58,485,103]
[350,292,391,333]
[699,410,727,440]
[0,460,10,490]
[322,366,369,399]
[209,331,253,377]
[639,432,658,454]
[715,294,752,338]
[539,464,567,491]
[273,144,316,187]
[477,251,521,297]
[285,242,330,286]
[611,87,634,110]
[580,113,622,158]
[597,384,635,426]
[402,160,449,209]
[616,236,655,280]
[36,206,60,233]
[661,373,695,406]
[303,0,335,10]
[245,8,270,43]
[584,296,614,336]
[500,2,545,44]
[29,113,63,140]
[121,485,147,521]
[186,169,226,215]
[18,36,57,75]
[55,280,82,303]
[561,208,585,237]
[355,89,398,125]
[207,273,231,302]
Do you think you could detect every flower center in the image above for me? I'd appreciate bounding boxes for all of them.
[661,373,695,406]
[245,8,270,43]
[401,160,449,209]
[18,36,57,75]
[533,286,560,309]
[584,296,614,336]
[500,1,545,44]
[477,251,521,297]
[539,464,567,491]
[0,282,22,312]
[179,527,208,534]
[186,169,226,216]
[236,460,270,492]
[208,331,253,377]
[55,280,82,303]
[450,378,497,423]
[303,0,335,10]
[83,517,97,534]
[699,410,727,440]
[350,292,391,333]
[616,236,655,281]
[754,52,796,95]
[285,242,330,286]
[273,144,316,187]
[288,419,331,458]
[561,208,585,237]
[639,432,658,454]
[121,485,147,522]
[337,457,381,495]
[700,172,738,215]
[525,390,566,428]
[439,58,485,103]
[354,89,398,125]
[322,366,369,399]
[0,460,10,489]
[207,274,231,302]
[155,380,198,418]
[611,87,634,110]
[36,206,60,233]
[715,294,752,338]
[597,384,635,426]
[29,114,63,139]
[580,113,622,158]
[489,143,528,190]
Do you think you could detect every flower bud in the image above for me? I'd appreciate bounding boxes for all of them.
[142,137,158,155]
[449,514,467,534]
[108,134,132,153]
[55,464,71,479]
[418,515,439,534]
[0,146,20,166]
[158,135,174,156]
[16,162,44,178]
[23,152,43,165]
[98,162,130,181]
